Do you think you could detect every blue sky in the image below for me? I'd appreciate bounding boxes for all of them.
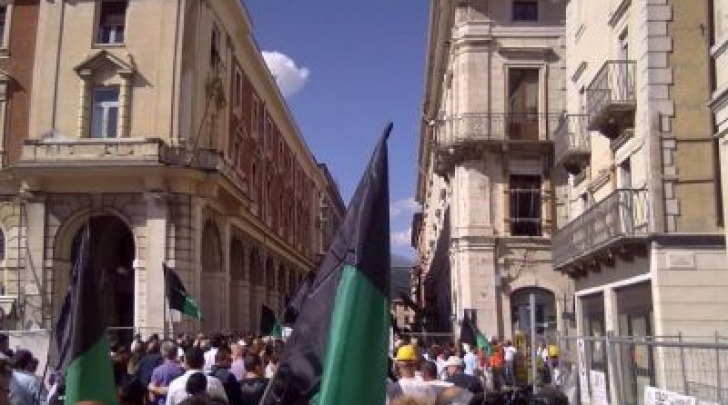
[245,2,430,260]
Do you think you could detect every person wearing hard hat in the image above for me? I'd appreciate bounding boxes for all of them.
[386,345,437,405]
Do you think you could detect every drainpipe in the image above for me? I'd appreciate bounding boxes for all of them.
[50,0,66,132]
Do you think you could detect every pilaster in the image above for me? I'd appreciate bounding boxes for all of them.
[142,192,169,336]
[22,196,46,328]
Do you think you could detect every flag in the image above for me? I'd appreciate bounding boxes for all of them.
[49,224,118,405]
[281,271,315,325]
[261,124,392,405]
[460,309,493,356]
[260,304,283,337]
[164,264,203,320]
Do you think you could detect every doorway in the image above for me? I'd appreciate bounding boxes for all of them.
[70,215,135,343]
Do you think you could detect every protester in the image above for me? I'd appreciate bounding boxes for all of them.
[148,341,185,405]
[166,347,228,405]
[386,344,437,405]
[462,344,478,376]
[503,340,517,386]
[239,354,269,405]
[444,355,484,394]
[209,347,243,405]
[229,343,246,381]
[9,349,47,405]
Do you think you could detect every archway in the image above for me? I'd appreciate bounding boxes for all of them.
[70,215,135,342]
[509,287,556,339]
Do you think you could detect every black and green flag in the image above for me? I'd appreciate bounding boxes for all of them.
[261,124,392,405]
[49,225,118,405]
[164,264,203,321]
[460,308,493,355]
[260,304,283,337]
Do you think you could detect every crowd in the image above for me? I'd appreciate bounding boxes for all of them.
[0,331,564,405]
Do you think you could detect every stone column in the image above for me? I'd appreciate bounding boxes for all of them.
[77,72,92,138]
[221,218,231,330]
[190,196,205,330]
[119,72,133,138]
[143,192,168,336]
[22,197,47,329]
[450,159,499,333]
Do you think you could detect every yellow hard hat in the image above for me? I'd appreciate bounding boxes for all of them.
[548,344,559,357]
[395,344,417,362]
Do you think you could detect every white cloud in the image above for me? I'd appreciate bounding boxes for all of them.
[261,51,310,97]
[391,227,412,247]
[390,197,419,218]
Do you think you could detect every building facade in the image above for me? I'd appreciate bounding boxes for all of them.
[556,0,726,401]
[711,0,728,265]
[0,0,344,336]
[415,0,573,341]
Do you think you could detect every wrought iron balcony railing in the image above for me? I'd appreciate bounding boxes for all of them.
[435,113,561,148]
[554,114,590,174]
[553,189,649,270]
[586,60,637,138]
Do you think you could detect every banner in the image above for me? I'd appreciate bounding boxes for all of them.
[644,387,697,405]
[590,370,608,405]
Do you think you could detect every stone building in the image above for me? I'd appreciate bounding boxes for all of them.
[555,0,726,401]
[711,0,728,265]
[0,0,344,336]
[414,0,573,341]
[0,0,41,325]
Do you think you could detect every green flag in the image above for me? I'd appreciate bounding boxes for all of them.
[260,304,283,337]
[461,309,493,356]
[261,124,392,405]
[164,264,203,320]
[50,224,118,405]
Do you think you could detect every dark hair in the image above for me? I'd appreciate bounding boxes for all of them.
[243,354,261,371]
[185,372,208,396]
[210,334,223,349]
[422,361,438,379]
[185,347,206,369]
[215,346,231,363]
[12,350,33,370]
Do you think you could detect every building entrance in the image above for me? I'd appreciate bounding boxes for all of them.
[70,215,135,342]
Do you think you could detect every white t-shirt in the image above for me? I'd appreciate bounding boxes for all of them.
[504,345,517,362]
[387,377,438,405]
[463,352,478,376]
[166,369,228,405]
[203,347,218,372]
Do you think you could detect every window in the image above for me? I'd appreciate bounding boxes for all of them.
[97,1,127,44]
[252,97,260,137]
[210,25,221,68]
[0,5,7,50]
[618,159,632,189]
[234,68,242,110]
[509,175,542,236]
[508,68,540,140]
[90,87,119,138]
[513,0,538,22]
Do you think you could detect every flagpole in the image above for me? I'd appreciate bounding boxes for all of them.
[163,263,169,339]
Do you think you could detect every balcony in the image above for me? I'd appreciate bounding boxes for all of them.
[586,61,636,139]
[554,114,590,175]
[17,138,248,195]
[553,189,650,271]
[435,112,560,149]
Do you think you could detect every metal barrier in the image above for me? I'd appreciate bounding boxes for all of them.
[555,333,728,405]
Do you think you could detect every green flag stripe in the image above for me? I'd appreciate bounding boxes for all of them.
[65,335,118,405]
[316,265,389,404]
[183,296,202,320]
